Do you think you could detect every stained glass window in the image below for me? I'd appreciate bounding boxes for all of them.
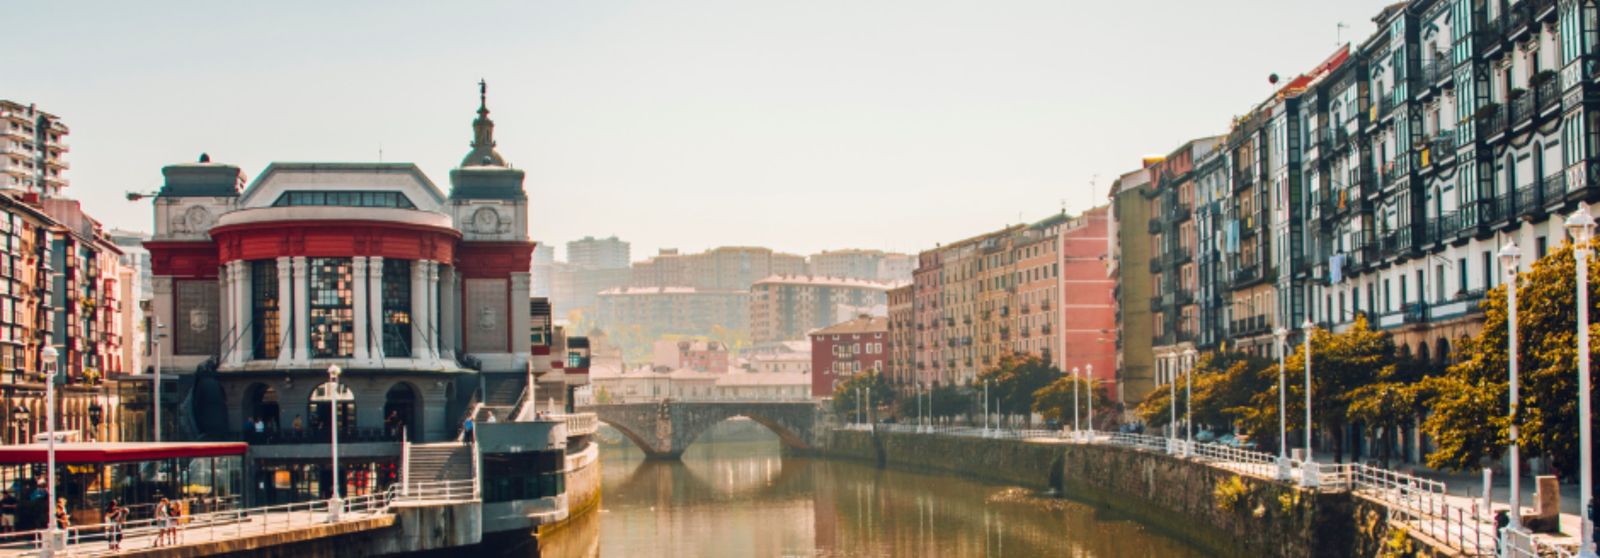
[308,258,354,358]
[381,260,412,358]
[251,260,281,360]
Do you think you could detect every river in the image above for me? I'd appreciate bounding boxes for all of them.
[532,422,1206,557]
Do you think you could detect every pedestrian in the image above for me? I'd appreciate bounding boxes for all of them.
[153,498,171,548]
[462,416,474,442]
[254,418,265,434]
[168,499,182,545]
[292,414,304,436]
[486,411,497,424]
[104,499,127,551]
[0,490,16,533]
[54,498,69,543]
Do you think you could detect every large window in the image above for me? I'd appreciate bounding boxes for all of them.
[307,258,354,358]
[174,281,219,356]
[271,191,416,209]
[251,260,280,360]
[381,259,412,358]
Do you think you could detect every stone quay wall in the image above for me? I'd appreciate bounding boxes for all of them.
[822,429,1451,558]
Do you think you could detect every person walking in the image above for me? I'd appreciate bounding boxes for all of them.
[153,498,171,548]
[54,498,70,545]
[0,490,16,533]
[104,499,127,551]
[462,416,475,442]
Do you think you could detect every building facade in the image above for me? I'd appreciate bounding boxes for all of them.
[565,235,630,270]
[885,284,914,385]
[0,101,69,196]
[748,275,892,347]
[1108,0,1600,434]
[809,316,887,397]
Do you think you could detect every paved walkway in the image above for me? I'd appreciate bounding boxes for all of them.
[0,507,391,557]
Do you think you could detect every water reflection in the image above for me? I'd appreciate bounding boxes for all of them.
[550,423,1205,558]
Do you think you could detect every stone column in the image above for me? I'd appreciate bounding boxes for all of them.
[427,261,441,364]
[292,256,310,364]
[352,257,370,364]
[218,263,232,365]
[410,260,427,362]
[510,271,532,370]
[368,256,385,361]
[235,261,252,364]
[275,257,293,366]
[439,266,457,361]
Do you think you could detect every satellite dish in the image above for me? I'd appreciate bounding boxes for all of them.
[1269,73,1281,85]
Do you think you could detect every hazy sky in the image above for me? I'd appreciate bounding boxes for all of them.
[13,1,1395,261]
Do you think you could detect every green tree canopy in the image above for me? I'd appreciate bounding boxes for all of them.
[1032,373,1115,428]
[1421,238,1598,474]
[976,354,1060,423]
[1237,315,1395,462]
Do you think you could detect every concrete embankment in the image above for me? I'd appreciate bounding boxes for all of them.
[821,429,1446,558]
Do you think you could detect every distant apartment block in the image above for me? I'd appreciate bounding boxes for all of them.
[0,100,69,196]
[566,235,630,270]
[807,249,914,282]
[749,275,893,347]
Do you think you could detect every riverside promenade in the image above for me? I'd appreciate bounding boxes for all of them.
[0,480,477,557]
[834,423,1583,557]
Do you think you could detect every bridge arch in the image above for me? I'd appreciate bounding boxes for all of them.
[586,401,821,460]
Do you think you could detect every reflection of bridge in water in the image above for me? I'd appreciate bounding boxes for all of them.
[580,399,823,459]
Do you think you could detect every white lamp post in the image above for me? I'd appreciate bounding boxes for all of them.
[1071,367,1081,437]
[1085,364,1095,439]
[41,345,60,556]
[1183,347,1197,458]
[153,321,165,442]
[1302,319,1317,487]
[1501,241,1523,529]
[326,364,344,522]
[1168,353,1177,454]
[1568,207,1596,557]
[1274,327,1291,480]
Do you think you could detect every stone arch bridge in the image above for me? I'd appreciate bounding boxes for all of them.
[580,400,823,459]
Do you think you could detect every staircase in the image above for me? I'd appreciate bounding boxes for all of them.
[406,443,475,482]
[482,374,525,407]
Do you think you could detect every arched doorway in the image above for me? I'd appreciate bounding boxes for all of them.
[244,383,282,435]
[307,382,356,441]
[383,383,418,440]
[1437,338,1452,365]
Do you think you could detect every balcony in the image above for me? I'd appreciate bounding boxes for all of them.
[1427,131,1455,164]
[1509,89,1535,127]
[1477,103,1506,139]
[1423,59,1452,86]
[1507,2,1532,39]
[1148,219,1163,234]
[1516,186,1545,219]
[1535,72,1561,113]
[1381,161,1409,187]
[1377,95,1396,120]
[1021,303,1032,315]
[1170,206,1192,223]
[1231,264,1262,286]
[1041,324,1051,335]
[1542,172,1566,207]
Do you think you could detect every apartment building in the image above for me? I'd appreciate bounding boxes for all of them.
[886,284,914,384]
[0,101,69,196]
[748,275,893,346]
[1112,0,1600,413]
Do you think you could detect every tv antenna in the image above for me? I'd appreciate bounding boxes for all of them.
[1336,22,1349,46]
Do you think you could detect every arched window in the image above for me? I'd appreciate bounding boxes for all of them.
[383,383,418,439]
[245,383,282,434]
[308,382,356,439]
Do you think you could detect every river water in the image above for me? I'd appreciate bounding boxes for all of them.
[535,423,1206,557]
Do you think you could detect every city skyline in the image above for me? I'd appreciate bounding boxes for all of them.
[13,0,1396,258]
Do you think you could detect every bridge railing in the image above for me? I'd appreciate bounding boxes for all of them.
[545,412,598,436]
[0,479,476,555]
[581,395,815,405]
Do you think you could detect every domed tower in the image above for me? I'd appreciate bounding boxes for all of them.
[449,81,534,373]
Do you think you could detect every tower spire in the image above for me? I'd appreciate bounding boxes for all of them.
[462,79,506,167]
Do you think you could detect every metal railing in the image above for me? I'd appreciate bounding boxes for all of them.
[396,479,478,503]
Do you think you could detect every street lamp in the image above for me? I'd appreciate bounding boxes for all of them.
[153,321,166,442]
[1071,367,1081,436]
[325,364,344,522]
[1085,363,1095,438]
[1171,351,1184,450]
[1183,347,1197,457]
[41,345,60,556]
[1501,241,1523,529]
[1274,327,1291,480]
[1302,319,1317,488]
[1568,206,1596,557]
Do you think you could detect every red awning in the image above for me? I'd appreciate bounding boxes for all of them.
[0,442,248,465]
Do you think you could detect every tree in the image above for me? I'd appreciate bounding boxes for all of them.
[1346,351,1431,468]
[1032,373,1115,428]
[928,382,976,422]
[976,354,1059,426]
[1238,315,1396,463]
[831,372,896,422]
[1134,350,1269,434]
[1421,239,1598,476]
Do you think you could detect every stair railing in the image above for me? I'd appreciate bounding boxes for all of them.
[400,426,410,497]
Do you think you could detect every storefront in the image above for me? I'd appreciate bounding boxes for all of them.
[0,442,245,528]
